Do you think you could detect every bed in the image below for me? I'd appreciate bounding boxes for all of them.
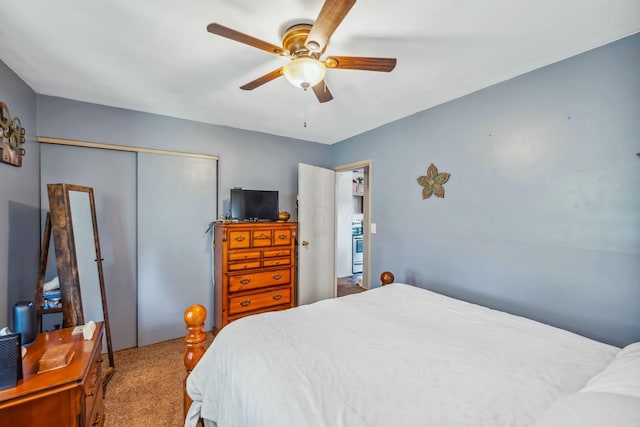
[182,272,640,427]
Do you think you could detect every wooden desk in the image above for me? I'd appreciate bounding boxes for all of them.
[0,323,105,427]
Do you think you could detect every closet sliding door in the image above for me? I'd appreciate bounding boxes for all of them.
[137,152,216,346]
[40,143,138,351]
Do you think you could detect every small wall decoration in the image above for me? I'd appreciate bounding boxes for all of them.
[0,101,26,167]
[417,163,450,199]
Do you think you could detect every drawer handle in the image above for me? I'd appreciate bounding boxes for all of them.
[273,273,282,280]
[88,391,95,397]
[234,235,246,242]
[240,299,251,307]
[273,294,282,301]
[92,412,102,425]
[255,233,269,240]
[240,278,250,284]
[278,234,287,239]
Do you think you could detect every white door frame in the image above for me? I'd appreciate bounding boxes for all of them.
[333,160,372,291]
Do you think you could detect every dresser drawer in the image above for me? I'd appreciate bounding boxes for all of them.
[228,251,261,261]
[229,288,291,315]
[84,360,102,416]
[273,229,292,246]
[228,261,261,271]
[252,230,273,247]
[87,383,105,426]
[83,348,102,425]
[263,249,290,258]
[228,305,290,323]
[228,230,251,249]
[262,257,290,268]
[229,269,291,292]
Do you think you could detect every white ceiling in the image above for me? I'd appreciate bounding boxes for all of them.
[0,1,638,144]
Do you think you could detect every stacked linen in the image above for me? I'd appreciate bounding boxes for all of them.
[42,276,61,309]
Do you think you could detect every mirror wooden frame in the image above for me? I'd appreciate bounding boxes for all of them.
[47,183,115,383]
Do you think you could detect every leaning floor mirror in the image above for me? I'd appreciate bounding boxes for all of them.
[47,183,115,384]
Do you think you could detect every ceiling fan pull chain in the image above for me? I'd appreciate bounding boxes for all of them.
[304,106,307,128]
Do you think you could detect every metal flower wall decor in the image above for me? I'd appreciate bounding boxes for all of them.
[417,163,450,199]
[0,101,26,167]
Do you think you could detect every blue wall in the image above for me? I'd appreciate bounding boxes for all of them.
[331,33,640,347]
[37,96,331,218]
[0,61,39,328]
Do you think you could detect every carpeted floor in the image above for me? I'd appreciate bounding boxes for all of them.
[103,332,214,427]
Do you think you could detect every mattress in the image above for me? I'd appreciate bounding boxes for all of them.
[186,283,619,427]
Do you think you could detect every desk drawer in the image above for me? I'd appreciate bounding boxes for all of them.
[229,288,291,315]
[229,269,290,292]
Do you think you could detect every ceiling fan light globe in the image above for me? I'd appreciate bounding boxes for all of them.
[283,57,326,90]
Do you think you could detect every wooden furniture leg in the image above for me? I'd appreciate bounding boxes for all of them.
[184,304,207,426]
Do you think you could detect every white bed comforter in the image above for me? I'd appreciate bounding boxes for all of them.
[186,283,618,427]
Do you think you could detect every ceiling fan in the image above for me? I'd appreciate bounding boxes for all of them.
[207,0,396,103]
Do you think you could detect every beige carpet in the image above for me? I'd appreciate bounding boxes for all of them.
[103,332,214,427]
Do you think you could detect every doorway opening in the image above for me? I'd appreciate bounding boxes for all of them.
[334,162,370,297]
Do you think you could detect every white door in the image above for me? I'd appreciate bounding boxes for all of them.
[297,163,336,305]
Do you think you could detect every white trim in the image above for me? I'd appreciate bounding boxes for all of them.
[37,136,219,160]
[333,160,372,290]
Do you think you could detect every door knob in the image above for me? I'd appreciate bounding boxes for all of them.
[301,240,309,247]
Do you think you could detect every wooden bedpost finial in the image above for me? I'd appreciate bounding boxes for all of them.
[184,304,207,374]
[184,304,207,421]
[380,271,395,286]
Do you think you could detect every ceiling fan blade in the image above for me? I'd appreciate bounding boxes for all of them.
[305,0,356,53]
[324,56,397,72]
[207,23,286,56]
[312,81,334,103]
[239,67,284,90]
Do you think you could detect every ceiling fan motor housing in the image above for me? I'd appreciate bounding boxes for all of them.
[282,24,324,58]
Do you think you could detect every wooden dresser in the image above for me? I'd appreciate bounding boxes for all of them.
[0,323,105,427]
[214,221,297,333]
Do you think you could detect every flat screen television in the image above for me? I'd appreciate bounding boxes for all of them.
[230,189,279,221]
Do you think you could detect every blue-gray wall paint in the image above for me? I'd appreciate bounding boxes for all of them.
[36,96,332,219]
[0,61,39,328]
[331,33,640,347]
